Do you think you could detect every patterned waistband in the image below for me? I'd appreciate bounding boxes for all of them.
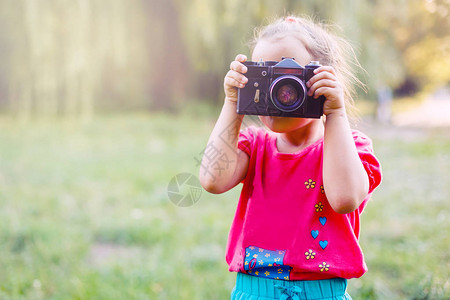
[232,272,351,300]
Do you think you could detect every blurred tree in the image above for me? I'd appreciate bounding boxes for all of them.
[145,0,190,109]
[0,0,448,118]
[357,0,450,97]
[402,0,450,93]
[0,0,150,120]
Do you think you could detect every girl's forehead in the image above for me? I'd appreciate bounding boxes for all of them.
[251,36,312,65]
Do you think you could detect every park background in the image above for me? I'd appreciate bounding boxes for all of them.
[0,0,449,299]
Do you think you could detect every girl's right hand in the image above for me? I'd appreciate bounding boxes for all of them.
[224,54,248,103]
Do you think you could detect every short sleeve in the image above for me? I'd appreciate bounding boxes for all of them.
[353,131,382,195]
[237,126,257,157]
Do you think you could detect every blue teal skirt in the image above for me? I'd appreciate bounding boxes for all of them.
[231,273,352,300]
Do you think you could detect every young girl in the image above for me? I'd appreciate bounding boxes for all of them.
[200,16,382,300]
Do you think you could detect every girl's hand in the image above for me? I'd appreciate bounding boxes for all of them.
[224,54,248,103]
[306,66,345,116]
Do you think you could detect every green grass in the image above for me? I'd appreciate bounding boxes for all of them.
[0,107,448,299]
[350,125,450,299]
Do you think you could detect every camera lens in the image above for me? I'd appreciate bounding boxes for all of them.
[270,76,306,112]
[276,84,298,106]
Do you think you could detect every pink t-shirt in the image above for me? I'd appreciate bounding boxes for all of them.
[225,126,382,281]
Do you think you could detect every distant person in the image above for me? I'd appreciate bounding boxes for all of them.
[376,84,393,124]
[199,15,382,300]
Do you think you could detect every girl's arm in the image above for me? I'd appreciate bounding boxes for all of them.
[199,55,250,194]
[323,111,369,214]
[308,66,369,214]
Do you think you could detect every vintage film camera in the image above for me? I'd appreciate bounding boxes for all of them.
[237,58,325,118]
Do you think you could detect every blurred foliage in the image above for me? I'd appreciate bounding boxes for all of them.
[0,0,449,118]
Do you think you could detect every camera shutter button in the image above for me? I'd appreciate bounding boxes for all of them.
[307,61,321,66]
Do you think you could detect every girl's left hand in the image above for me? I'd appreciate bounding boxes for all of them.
[306,66,345,116]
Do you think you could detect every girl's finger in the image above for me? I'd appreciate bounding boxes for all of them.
[225,71,248,88]
[230,60,248,74]
[313,65,337,75]
[312,86,334,99]
[306,71,337,88]
[307,79,337,96]
[227,70,248,84]
[235,54,247,63]
[224,76,243,89]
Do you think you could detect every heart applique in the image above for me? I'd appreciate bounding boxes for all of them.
[319,217,327,226]
[319,240,328,250]
[311,230,319,239]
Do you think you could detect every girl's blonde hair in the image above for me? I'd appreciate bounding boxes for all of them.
[250,15,365,122]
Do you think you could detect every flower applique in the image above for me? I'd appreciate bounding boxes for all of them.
[315,202,324,212]
[320,185,325,194]
[319,262,330,272]
[305,249,316,260]
[305,179,316,189]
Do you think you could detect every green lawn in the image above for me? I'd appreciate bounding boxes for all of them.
[0,108,448,299]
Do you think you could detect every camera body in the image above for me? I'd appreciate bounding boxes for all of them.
[237,58,325,118]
